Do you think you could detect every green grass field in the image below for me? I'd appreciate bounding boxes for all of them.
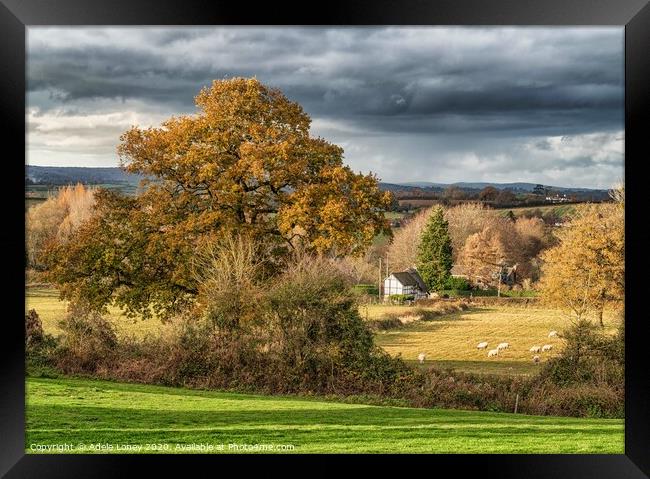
[26,376,624,454]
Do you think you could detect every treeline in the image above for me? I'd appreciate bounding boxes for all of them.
[392,185,609,209]
[387,203,554,289]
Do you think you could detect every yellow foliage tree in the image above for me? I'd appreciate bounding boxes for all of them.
[26,183,96,268]
[539,200,624,325]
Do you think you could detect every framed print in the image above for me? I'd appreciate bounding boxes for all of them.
[1,0,649,476]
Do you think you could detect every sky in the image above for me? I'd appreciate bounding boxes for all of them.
[27,27,624,189]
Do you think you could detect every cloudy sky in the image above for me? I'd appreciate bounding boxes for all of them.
[27,27,624,189]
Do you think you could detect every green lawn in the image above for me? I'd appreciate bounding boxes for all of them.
[26,376,624,454]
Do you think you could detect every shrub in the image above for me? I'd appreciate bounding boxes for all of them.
[445,276,470,290]
[264,253,377,391]
[351,283,379,297]
[388,294,414,304]
[25,309,57,368]
[55,303,118,373]
[25,309,44,349]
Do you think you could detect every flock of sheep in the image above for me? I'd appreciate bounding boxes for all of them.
[476,330,559,363]
[415,330,560,365]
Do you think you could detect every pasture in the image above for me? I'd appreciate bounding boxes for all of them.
[26,376,624,454]
[26,288,165,340]
[366,303,622,376]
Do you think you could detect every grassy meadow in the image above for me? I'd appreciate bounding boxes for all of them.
[26,288,166,340]
[363,303,622,376]
[26,376,624,454]
[28,287,622,376]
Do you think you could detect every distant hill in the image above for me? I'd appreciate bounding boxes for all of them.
[26,166,144,186]
[25,166,608,198]
[394,181,602,193]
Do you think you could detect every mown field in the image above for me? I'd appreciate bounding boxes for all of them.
[25,376,624,454]
[364,303,622,376]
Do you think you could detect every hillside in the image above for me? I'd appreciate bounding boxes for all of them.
[26,165,145,186]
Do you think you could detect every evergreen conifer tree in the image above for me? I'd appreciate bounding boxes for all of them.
[416,207,453,291]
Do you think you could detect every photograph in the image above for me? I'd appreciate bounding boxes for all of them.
[22,25,627,456]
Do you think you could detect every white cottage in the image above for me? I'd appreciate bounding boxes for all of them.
[383,268,429,300]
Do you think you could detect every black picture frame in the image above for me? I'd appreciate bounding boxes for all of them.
[2,1,648,476]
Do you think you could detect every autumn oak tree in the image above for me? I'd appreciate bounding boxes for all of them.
[539,199,624,326]
[46,78,391,319]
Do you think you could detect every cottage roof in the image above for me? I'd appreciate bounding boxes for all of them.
[406,267,429,293]
[388,268,429,293]
[392,271,419,286]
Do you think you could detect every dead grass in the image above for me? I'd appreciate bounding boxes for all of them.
[370,304,622,375]
[26,287,166,340]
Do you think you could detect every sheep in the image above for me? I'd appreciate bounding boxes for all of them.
[487,348,499,358]
[497,342,509,351]
[548,330,558,338]
[529,346,541,353]
[532,355,540,363]
[417,352,426,364]
[477,341,488,350]
[542,344,553,352]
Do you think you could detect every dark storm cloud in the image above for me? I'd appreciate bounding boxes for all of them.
[26,27,624,188]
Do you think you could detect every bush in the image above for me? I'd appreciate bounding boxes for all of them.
[525,319,624,417]
[55,303,118,373]
[351,283,379,297]
[525,383,623,418]
[444,276,470,290]
[388,294,414,304]
[25,309,44,348]
[25,309,57,368]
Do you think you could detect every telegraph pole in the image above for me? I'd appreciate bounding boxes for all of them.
[378,257,382,302]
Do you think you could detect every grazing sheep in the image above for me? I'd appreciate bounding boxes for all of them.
[487,348,499,358]
[548,330,558,338]
[497,342,509,351]
[417,352,426,364]
[529,346,541,353]
[477,341,488,350]
[542,344,553,352]
[532,355,541,364]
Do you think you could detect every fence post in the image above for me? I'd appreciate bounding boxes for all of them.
[514,393,519,414]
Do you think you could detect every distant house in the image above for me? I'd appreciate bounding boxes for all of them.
[545,194,570,203]
[500,264,518,285]
[383,267,429,299]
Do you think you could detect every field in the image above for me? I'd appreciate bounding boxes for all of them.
[28,288,622,376]
[25,376,624,454]
[26,288,165,340]
[497,204,577,219]
[363,303,622,376]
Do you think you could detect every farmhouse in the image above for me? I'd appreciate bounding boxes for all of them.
[383,267,429,300]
